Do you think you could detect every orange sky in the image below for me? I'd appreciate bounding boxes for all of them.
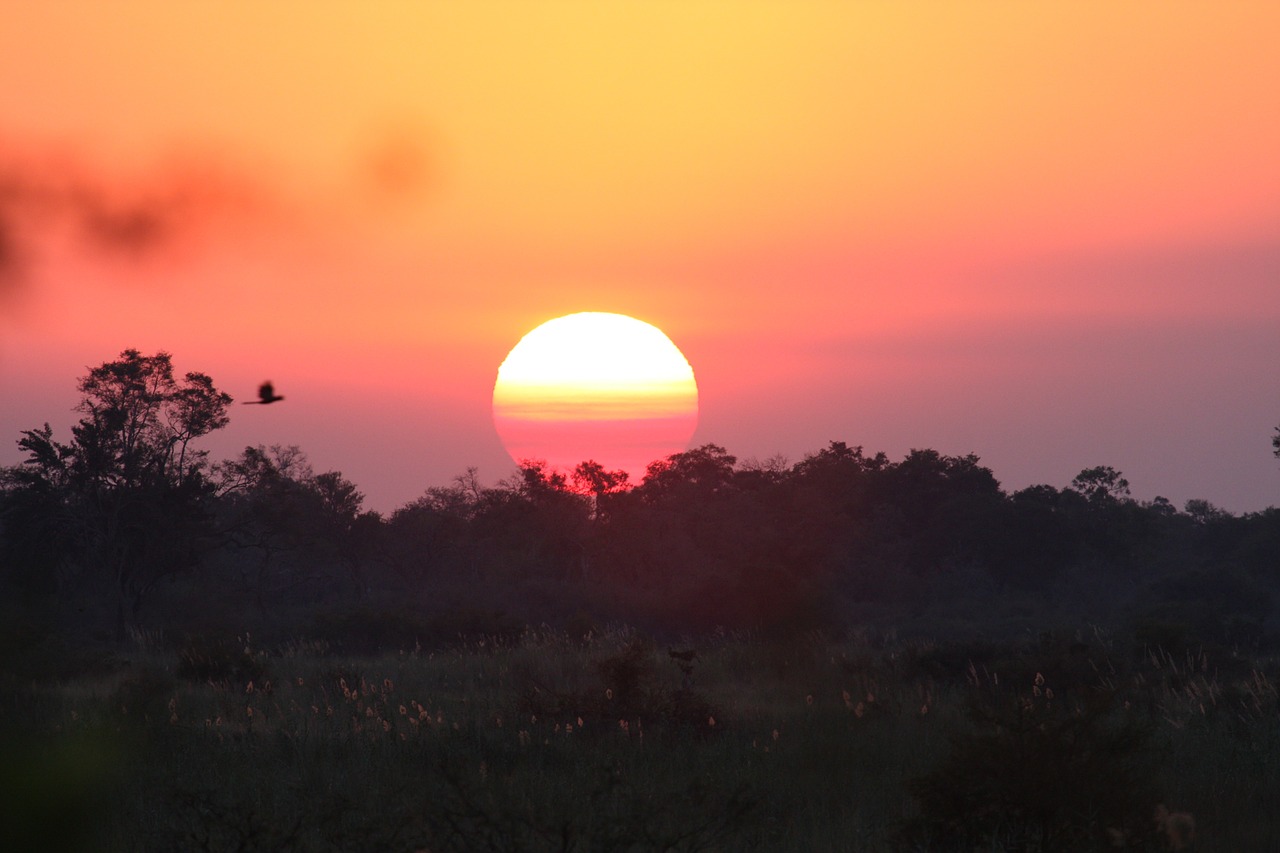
[2,2,1278,512]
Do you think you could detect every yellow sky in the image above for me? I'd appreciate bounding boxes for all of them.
[1,2,1278,510]
[6,3,1276,258]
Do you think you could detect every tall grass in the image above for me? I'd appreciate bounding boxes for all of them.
[3,627,1278,851]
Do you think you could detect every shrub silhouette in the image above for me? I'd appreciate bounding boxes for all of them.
[596,637,654,718]
[513,636,724,736]
[175,636,265,685]
[901,685,1160,852]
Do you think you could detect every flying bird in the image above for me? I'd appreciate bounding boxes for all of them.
[243,381,285,405]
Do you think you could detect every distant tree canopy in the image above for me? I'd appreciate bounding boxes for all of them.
[1069,465,1131,505]
[3,350,1279,647]
[211,444,378,610]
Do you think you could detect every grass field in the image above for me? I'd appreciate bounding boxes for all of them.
[3,626,1278,851]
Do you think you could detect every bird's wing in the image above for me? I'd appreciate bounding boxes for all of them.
[258,382,274,402]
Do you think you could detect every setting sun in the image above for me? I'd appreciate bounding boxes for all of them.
[493,312,698,480]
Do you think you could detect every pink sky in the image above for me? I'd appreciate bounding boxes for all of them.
[1,2,1278,513]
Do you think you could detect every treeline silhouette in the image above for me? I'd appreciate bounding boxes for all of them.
[3,349,1278,657]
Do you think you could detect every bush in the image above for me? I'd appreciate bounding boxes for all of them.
[901,687,1160,852]
[305,605,524,654]
[595,637,655,718]
[514,636,725,735]
[175,636,265,685]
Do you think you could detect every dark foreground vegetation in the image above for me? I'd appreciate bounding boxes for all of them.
[3,350,1279,850]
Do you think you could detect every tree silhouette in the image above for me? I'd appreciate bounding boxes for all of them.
[212,444,380,610]
[570,460,629,498]
[1069,465,1131,505]
[637,444,737,502]
[4,349,232,638]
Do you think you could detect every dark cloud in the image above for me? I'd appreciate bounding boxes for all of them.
[0,165,45,293]
[0,120,443,301]
[0,145,265,297]
[0,212,17,283]
[351,123,440,219]
[365,130,432,199]
[0,120,442,307]
[73,188,174,257]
